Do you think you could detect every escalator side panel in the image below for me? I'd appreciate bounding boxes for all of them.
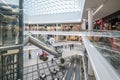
[23,36,29,46]
[75,63,80,80]
[65,61,75,80]
[29,36,60,57]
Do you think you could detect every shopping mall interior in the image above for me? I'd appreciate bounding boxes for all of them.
[0,0,120,80]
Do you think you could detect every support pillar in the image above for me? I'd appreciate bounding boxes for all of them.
[88,9,93,31]
[56,24,59,42]
[23,23,25,31]
[18,0,23,79]
[37,24,39,38]
[37,24,38,31]
[82,19,87,30]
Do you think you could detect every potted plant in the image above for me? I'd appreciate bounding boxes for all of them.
[59,58,65,69]
[39,54,48,61]
[60,58,65,64]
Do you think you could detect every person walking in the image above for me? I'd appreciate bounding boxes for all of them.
[40,73,46,80]
[51,58,54,63]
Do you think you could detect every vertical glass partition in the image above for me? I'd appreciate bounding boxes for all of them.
[0,0,23,80]
[0,12,19,46]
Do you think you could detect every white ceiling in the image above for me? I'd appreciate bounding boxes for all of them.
[1,0,119,23]
[24,0,120,23]
[82,0,120,20]
[23,0,84,24]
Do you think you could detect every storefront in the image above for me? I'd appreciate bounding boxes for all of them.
[94,10,120,30]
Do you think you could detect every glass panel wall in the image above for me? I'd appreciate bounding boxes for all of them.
[0,16,19,46]
[0,0,23,80]
[0,2,20,46]
[88,36,120,75]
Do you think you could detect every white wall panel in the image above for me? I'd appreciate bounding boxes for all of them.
[24,12,81,24]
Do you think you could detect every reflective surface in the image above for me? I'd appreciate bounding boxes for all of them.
[0,5,19,46]
[90,37,120,75]
[0,0,23,80]
[1,18,19,46]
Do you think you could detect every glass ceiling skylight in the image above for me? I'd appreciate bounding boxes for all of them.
[23,0,81,15]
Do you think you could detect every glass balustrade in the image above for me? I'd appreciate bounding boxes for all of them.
[89,36,120,75]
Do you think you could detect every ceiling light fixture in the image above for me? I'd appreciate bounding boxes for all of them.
[93,4,103,16]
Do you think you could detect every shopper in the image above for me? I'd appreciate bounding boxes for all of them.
[54,78,59,80]
[40,73,46,80]
[51,58,54,63]
[69,44,72,50]
[29,50,32,59]
[52,69,57,75]
[71,44,74,49]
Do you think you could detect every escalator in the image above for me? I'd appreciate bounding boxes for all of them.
[71,58,81,80]
[23,35,62,57]
[63,58,75,80]
[75,61,81,80]
[23,36,29,46]
[63,58,81,80]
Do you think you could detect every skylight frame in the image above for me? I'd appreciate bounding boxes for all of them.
[23,0,82,15]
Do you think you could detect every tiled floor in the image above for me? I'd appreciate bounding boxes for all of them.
[23,48,54,67]
[23,44,84,80]
[23,40,120,80]
[23,57,73,80]
[23,44,84,67]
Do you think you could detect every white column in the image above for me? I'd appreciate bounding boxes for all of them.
[88,58,94,76]
[82,19,86,30]
[24,23,25,31]
[88,9,93,31]
[37,24,38,31]
[23,23,26,38]
[56,24,59,42]
[36,24,39,38]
